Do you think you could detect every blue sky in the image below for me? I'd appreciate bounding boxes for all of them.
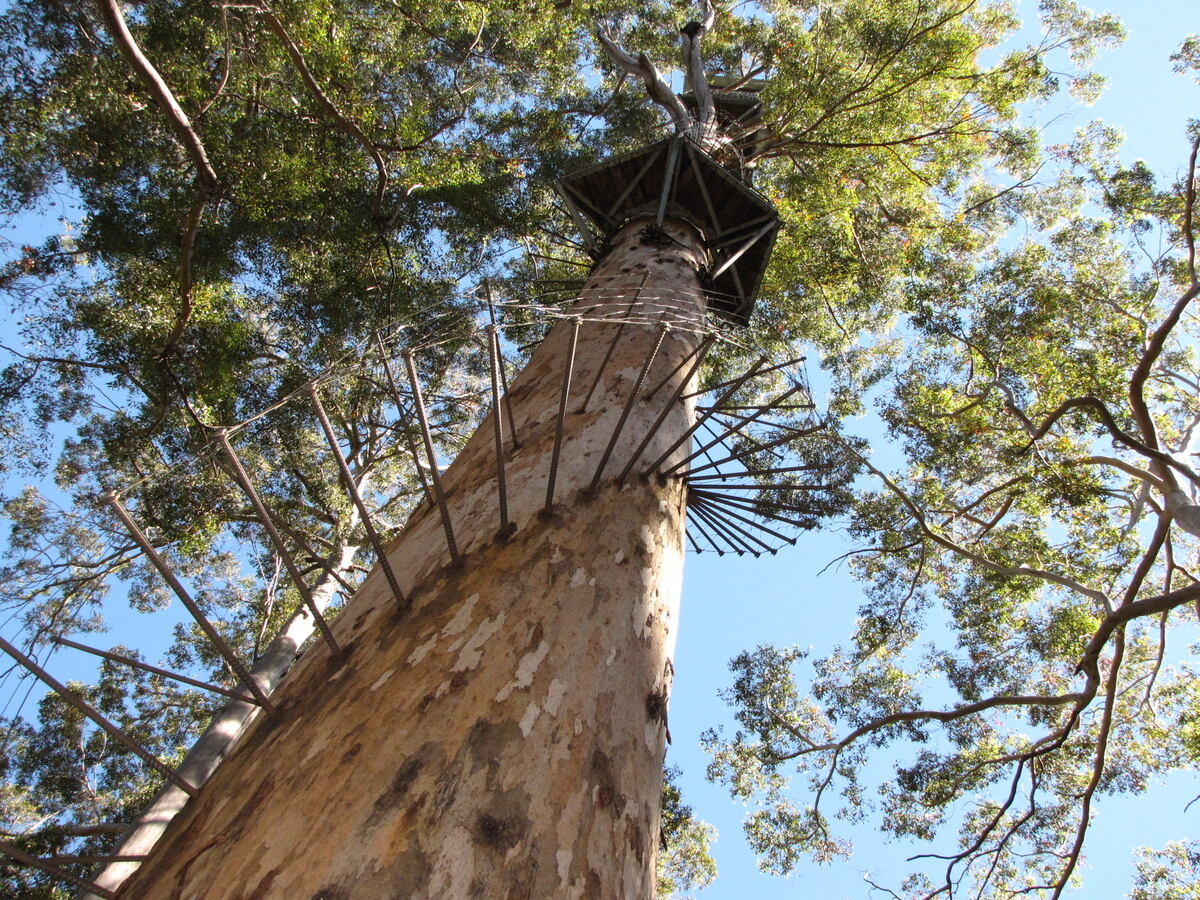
[667,1,1200,897]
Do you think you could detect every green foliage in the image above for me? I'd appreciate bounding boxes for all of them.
[1130,840,1200,900]
[657,766,718,898]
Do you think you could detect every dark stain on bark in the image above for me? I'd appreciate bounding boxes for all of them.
[627,818,646,864]
[243,864,282,897]
[645,686,668,724]
[309,887,349,900]
[467,718,522,775]
[475,813,522,850]
[527,621,544,650]
[590,748,624,815]
[223,774,275,841]
[373,844,433,898]
[339,741,362,765]
[367,743,440,828]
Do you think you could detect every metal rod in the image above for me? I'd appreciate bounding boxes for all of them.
[0,636,198,798]
[692,498,777,554]
[607,144,665,219]
[711,220,779,280]
[484,283,520,449]
[696,417,735,469]
[214,431,343,656]
[642,355,770,477]
[685,481,832,491]
[660,385,805,477]
[697,403,815,412]
[685,505,730,555]
[689,501,757,556]
[578,276,647,413]
[375,331,434,505]
[690,498,767,556]
[545,316,582,511]
[739,418,825,438]
[643,332,708,403]
[554,181,599,257]
[696,416,801,466]
[680,355,804,400]
[402,349,461,566]
[656,135,682,227]
[684,463,833,481]
[689,488,823,518]
[685,527,704,554]
[560,180,613,227]
[101,492,277,710]
[0,839,119,899]
[588,323,669,494]
[682,428,825,477]
[684,140,722,234]
[686,491,796,545]
[486,326,510,533]
[711,213,777,246]
[308,384,407,607]
[618,334,716,483]
[53,637,259,705]
[688,487,814,529]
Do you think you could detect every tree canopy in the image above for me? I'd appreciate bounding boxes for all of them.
[0,0,1191,897]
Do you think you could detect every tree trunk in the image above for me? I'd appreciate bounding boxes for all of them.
[107,216,708,899]
[89,544,360,896]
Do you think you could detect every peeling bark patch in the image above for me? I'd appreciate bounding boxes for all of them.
[519,701,540,736]
[407,592,482,666]
[544,678,567,717]
[569,567,588,588]
[452,611,507,671]
[369,668,394,691]
[495,639,550,702]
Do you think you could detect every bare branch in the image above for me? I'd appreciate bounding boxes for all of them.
[94,0,220,196]
[253,2,389,217]
[1022,395,1200,490]
[595,28,690,131]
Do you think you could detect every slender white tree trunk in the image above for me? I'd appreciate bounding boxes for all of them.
[88,542,360,897]
[111,216,708,898]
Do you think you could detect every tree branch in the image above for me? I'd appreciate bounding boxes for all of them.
[95,0,220,196]
[253,2,389,218]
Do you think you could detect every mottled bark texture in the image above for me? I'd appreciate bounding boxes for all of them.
[109,217,707,899]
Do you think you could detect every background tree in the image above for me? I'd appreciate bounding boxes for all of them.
[705,51,1200,900]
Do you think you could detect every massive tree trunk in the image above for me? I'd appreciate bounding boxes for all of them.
[106,216,708,898]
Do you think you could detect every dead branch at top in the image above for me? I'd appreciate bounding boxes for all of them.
[595,27,690,132]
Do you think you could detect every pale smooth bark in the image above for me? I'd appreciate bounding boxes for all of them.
[108,217,708,898]
[86,544,359,897]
